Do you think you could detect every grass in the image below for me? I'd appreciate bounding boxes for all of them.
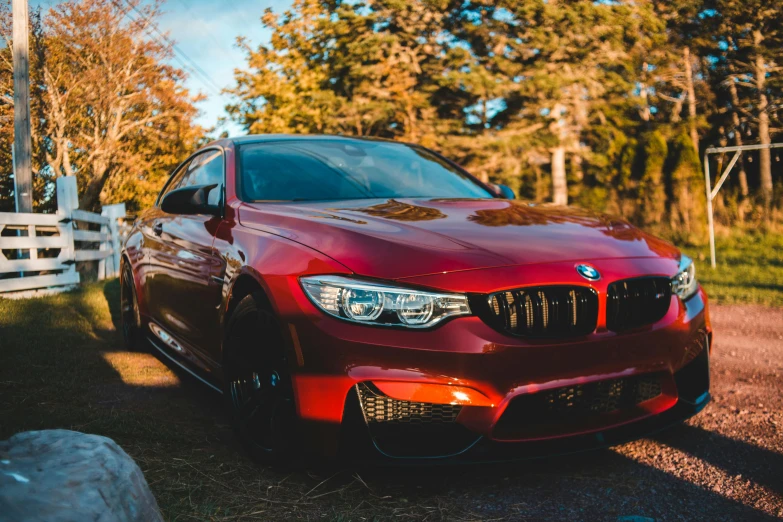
[683,228,783,306]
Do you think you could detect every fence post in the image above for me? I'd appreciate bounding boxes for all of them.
[56,176,80,285]
[97,223,107,280]
[101,203,126,279]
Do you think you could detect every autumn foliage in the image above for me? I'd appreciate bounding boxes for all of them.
[0,0,204,213]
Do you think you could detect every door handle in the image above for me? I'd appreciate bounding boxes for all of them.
[152,222,163,236]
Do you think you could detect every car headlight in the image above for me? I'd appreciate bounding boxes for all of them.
[671,255,698,300]
[300,275,471,328]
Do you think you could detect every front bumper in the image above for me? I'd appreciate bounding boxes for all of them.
[281,260,711,460]
[342,339,710,463]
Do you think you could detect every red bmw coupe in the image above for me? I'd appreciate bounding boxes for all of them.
[121,135,711,463]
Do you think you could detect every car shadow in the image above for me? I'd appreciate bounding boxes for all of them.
[103,278,124,339]
[1,282,227,441]
[343,427,782,520]
[652,423,783,494]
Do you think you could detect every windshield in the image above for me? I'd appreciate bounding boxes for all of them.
[239,140,493,201]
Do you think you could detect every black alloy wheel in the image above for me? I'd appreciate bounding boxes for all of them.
[224,293,297,464]
[121,261,141,350]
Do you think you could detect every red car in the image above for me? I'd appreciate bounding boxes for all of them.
[121,135,711,463]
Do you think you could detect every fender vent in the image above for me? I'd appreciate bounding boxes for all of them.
[353,384,478,458]
[356,383,460,424]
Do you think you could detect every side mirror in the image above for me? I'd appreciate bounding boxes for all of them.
[160,184,221,217]
[490,183,515,200]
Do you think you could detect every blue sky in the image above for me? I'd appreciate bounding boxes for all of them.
[31,0,291,136]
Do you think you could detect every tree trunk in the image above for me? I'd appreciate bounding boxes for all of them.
[534,165,544,202]
[404,96,418,142]
[639,62,651,123]
[81,158,111,211]
[728,77,749,197]
[754,30,772,212]
[573,153,584,181]
[551,146,567,205]
[684,47,699,154]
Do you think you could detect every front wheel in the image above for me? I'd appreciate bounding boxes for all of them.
[120,261,141,350]
[223,293,298,464]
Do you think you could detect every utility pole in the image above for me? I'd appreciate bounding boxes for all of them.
[12,0,33,213]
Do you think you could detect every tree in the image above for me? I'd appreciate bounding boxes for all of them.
[226,0,783,230]
[0,8,18,212]
[652,0,712,155]
[45,0,203,211]
[228,0,451,146]
[0,0,204,213]
[639,131,668,226]
[669,132,707,241]
[710,0,783,213]
[227,0,342,135]
[467,0,666,205]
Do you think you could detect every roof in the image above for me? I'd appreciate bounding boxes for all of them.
[228,134,396,146]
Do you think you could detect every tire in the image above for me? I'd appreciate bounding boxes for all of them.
[120,261,142,350]
[223,293,298,465]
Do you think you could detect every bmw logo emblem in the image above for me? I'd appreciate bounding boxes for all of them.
[576,264,601,281]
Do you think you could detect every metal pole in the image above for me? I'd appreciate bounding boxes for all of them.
[702,141,782,269]
[704,152,716,269]
[705,142,783,154]
[12,0,33,213]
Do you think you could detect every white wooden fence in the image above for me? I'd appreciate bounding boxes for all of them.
[0,176,126,297]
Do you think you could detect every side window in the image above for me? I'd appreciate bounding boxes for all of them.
[177,149,224,206]
[157,159,192,205]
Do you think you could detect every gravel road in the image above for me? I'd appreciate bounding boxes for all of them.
[351,305,783,521]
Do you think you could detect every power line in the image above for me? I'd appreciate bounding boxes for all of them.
[126,1,224,95]
[174,0,236,57]
[113,0,224,97]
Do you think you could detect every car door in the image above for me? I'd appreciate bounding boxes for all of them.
[142,148,226,372]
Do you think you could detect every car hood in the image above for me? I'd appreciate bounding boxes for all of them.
[238,198,680,279]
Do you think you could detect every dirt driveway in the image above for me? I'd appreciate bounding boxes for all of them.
[2,287,782,521]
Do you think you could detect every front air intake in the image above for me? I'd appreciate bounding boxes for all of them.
[356,382,461,424]
[493,373,665,440]
[471,286,598,338]
[606,277,672,331]
[354,383,478,458]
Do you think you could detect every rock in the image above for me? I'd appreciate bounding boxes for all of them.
[0,430,162,522]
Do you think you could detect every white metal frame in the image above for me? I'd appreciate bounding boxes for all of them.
[703,142,783,268]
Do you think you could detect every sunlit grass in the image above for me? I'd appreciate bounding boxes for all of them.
[682,229,783,307]
[102,351,180,388]
[0,280,182,435]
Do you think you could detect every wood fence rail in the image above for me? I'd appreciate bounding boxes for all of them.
[0,176,126,297]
